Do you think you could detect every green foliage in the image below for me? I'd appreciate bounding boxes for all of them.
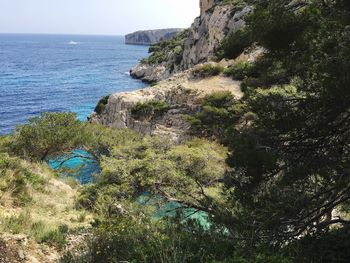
[61,214,292,263]
[185,91,242,140]
[192,64,224,78]
[0,153,46,205]
[289,228,350,263]
[31,221,68,248]
[224,61,253,80]
[216,29,253,60]
[94,95,110,114]
[131,100,170,120]
[9,112,85,161]
[221,0,350,244]
[1,212,68,248]
[77,137,227,218]
[141,30,188,66]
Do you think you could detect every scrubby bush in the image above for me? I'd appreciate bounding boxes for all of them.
[216,29,253,60]
[32,221,68,248]
[185,91,242,140]
[224,61,253,80]
[192,63,224,78]
[141,30,189,66]
[1,212,68,249]
[9,112,85,161]
[131,100,170,120]
[94,95,110,114]
[0,153,46,205]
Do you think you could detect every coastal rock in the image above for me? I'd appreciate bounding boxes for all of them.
[129,64,168,83]
[129,4,252,83]
[90,73,242,142]
[125,29,183,45]
[200,0,215,15]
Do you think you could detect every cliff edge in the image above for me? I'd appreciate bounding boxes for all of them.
[91,0,254,141]
[90,70,242,142]
[129,2,252,83]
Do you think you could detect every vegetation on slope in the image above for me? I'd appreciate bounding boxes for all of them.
[131,100,171,120]
[0,152,91,252]
[2,0,350,261]
[141,29,189,66]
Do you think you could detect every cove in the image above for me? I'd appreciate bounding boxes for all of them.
[48,151,210,228]
[48,149,99,184]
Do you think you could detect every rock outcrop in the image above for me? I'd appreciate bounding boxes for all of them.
[129,3,252,83]
[125,29,183,45]
[200,0,215,15]
[90,72,242,142]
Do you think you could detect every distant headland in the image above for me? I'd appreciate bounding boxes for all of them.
[125,28,183,45]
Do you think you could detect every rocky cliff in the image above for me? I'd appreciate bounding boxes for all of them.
[200,0,215,15]
[125,29,183,45]
[130,3,252,83]
[90,71,242,142]
[91,0,252,140]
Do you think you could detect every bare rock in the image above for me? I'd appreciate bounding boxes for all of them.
[90,72,242,142]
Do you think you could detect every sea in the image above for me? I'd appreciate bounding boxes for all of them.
[0,34,149,135]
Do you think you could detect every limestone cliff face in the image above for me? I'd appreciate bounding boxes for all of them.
[130,4,252,83]
[125,29,183,45]
[200,0,215,15]
[90,72,242,142]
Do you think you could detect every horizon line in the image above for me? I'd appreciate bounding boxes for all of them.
[0,32,127,37]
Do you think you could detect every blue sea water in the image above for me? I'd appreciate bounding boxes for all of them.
[0,34,149,135]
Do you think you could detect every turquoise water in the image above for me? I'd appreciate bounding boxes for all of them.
[0,33,148,183]
[0,33,209,224]
[48,149,100,184]
[0,34,148,135]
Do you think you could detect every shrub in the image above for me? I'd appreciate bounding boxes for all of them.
[141,30,189,66]
[31,221,68,248]
[1,211,31,234]
[0,153,46,205]
[224,61,253,80]
[192,64,224,78]
[216,29,253,60]
[184,91,241,140]
[10,112,84,161]
[131,100,170,120]
[94,96,110,114]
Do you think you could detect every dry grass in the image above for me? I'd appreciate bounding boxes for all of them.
[0,155,92,252]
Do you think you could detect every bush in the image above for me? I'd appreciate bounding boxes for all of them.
[1,211,31,234]
[32,222,68,249]
[0,153,46,205]
[10,112,84,161]
[141,30,189,66]
[60,215,295,263]
[192,64,224,78]
[224,61,253,80]
[216,29,253,60]
[184,91,241,140]
[131,100,170,120]
[94,96,110,114]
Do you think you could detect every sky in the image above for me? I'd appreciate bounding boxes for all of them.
[0,0,199,35]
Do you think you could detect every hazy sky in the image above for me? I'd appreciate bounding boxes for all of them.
[0,0,199,35]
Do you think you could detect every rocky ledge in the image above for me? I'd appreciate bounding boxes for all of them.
[90,70,242,142]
